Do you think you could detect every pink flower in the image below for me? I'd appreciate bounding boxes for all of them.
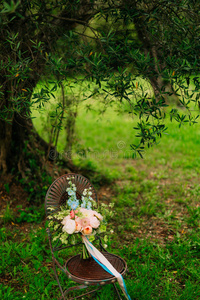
[90,216,100,228]
[61,215,70,225]
[81,218,90,228]
[62,219,76,234]
[70,209,75,219]
[80,208,94,218]
[83,226,92,235]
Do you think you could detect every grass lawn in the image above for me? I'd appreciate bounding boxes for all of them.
[1,81,200,299]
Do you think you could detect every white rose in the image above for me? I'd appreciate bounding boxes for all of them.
[61,215,70,225]
[62,219,76,234]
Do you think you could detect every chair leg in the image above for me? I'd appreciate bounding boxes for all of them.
[60,285,87,300]
[52,257,101,300]
[52,259,66,300]
[59,285,102,300]
[113,283,123,300]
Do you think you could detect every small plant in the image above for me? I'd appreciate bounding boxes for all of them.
[16,206,45,223]
[2,205,15,223]
[19,169,52,203]
[187,206,200,227]
[4,183,9,194]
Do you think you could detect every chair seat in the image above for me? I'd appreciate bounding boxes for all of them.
[65,252,127,285]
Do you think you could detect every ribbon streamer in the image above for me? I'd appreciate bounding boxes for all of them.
[82,235,131,300]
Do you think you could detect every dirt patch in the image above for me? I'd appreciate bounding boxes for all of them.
[0,175,29,210]
[98,185,114,202]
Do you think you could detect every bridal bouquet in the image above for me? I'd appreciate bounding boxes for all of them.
[47,177,131,299]
[47,177,113,256]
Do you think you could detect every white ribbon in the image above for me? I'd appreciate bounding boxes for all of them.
[82,235,131,300]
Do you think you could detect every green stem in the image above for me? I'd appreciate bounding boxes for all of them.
[82,244,90,260]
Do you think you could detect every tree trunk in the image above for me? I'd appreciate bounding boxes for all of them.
[0,77,75,176]
[132,5,179,104]
[0,109,76,175]
[0,111,40,173]
[148,73,179,105]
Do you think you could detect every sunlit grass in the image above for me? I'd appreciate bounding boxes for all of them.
[32,77,200,166]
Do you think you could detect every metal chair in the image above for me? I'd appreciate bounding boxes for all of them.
[45,173,127,300]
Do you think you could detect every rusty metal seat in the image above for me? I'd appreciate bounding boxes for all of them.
[45,173,127,300]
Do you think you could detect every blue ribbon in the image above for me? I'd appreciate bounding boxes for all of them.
[83,236,131,300]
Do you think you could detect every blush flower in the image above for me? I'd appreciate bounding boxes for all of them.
[90,216,100,228]
[93,212,103,221]
[81,218,90,228]
[80,208,94,218]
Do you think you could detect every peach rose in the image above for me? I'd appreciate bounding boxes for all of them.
[83,226,92,235]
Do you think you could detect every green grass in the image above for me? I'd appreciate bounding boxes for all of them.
[1,79,200,299]
[1,226,200,299]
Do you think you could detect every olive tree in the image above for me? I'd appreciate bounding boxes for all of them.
[0,0,95,175]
